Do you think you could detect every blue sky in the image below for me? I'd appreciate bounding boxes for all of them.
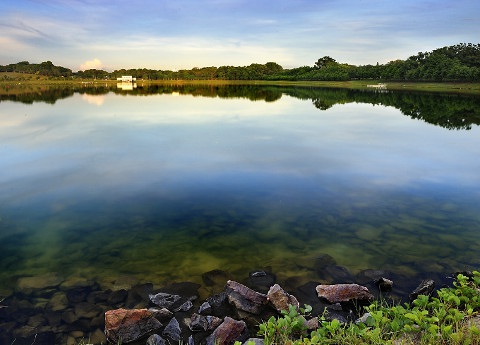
[0,0,479,72]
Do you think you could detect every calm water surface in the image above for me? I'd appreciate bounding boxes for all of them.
[1,85,480,297]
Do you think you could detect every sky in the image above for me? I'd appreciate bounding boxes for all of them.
[0,0,479,72]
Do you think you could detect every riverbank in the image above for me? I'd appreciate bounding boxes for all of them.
[1,74,480,95]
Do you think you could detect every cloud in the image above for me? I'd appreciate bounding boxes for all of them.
[80,58,103,70]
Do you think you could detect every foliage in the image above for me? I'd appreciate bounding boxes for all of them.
[256,272,480,345]
[2,43,478,82]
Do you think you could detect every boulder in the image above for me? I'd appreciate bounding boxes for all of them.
[175,300,193,312]
[162,317,182,342]
[104,308,162,344]
[316,284,374,304]
[409,279,435,301]
[198,301,212,315]
[225,280,268,314]
[148,307,174,322]
[266,284,299,313]
[189,313,223,332]
[206,317,248,345]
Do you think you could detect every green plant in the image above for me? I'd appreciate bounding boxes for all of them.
[257,271,480,345]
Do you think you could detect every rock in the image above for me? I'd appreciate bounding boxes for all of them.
[318,265,354,283]
[107,289,128,305]
[189,313,223,332]
[16,273,63,294]
[147,334,165,345]
[316,284,374,304]
[175,300,193,312]
[90,328,107,344]
[126,283,154,309]
[267,284,299,313]
[248,270,276,293]
[46,292,69,311]
[149,292,181,309]
[355,312,371,324]
[198,301,212,315]
[355,269,391,285]
[409,280,435,301]
[162,317,181,342]
[202,269,233,287]
[148,307,173,322]
[206,316,248,345]
[74,302,102,319]
[105,308,162,344]
[62,309,78,324]
[314,254,337,270]
[225,280,268,314]
[66,287,89,304]
[375,277,394,292]
[188,335,195,345]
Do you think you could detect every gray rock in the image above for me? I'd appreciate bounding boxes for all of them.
[375,277,393,292]
[198,301,212,315]
[225,280,268,314]
[147,334,165,345]
[243,338,265,345]
[175,300,193,312]
[149,292,181,308]
[148,307,173,322]
[162,317,181,342]
[189,313,223,332]
[409,279,435,301]
[316,284,374,303]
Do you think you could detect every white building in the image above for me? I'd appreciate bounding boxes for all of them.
[116,76,137,82]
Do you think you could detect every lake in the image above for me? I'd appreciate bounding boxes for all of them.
[1,83,480,342]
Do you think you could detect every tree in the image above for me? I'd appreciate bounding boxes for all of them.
[314,56,337,69]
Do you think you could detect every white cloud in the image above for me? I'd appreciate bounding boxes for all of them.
[80,58,103,70]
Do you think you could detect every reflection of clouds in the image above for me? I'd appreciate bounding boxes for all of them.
[1,93,480,210]
[81,94,105,106]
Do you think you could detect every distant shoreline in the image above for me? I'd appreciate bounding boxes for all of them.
[1,76,480,95]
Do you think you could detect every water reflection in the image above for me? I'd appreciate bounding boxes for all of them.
[1,83,479,130]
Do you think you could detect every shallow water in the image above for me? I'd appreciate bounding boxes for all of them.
[1,84,480,297]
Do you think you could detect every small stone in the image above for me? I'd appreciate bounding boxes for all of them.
[147,334,165,345]
[107,289,128,305]
[198,301,212,315]
[149,292,181,308]
[16,273,63,294]
[225,280,268,314]
[316,284,374,303]
[189,313,223,332]
[409,280,435,301]
[206,317,248,345]
[267,284,299,313]
[46,292,69,311]
[375,277,394,292]
[74,302,102,319]
[148,307,174,322]
[162,317,181,342]
[175,300,193,312]
[243,338,265,345]
[89,328,106,344]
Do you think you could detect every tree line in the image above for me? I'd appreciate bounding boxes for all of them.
[1,43,479,82]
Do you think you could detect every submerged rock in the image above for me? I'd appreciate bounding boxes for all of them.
[104,308,162,343]
[225,280,268,315]
[248,270,276,293]
[316,284,374,304]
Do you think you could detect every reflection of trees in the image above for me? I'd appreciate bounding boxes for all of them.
[283,87,480,130]
[1,83,479,130]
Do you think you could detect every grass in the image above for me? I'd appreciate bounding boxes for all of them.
[1,73,480,95]
[253,272,480,345]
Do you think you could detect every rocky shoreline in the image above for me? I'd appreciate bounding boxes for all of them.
[0,257,458,345]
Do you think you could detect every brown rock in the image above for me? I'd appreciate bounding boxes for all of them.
[266,284,299,313]
[105,308,162,344]
[206,316,248,345]
[316,284,374,303]
[225,280,267,314]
